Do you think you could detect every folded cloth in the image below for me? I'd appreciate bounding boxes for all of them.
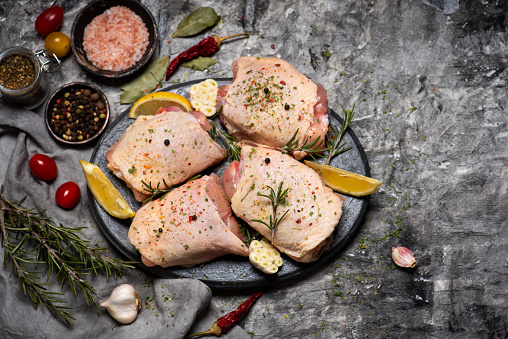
[0,104,249,339]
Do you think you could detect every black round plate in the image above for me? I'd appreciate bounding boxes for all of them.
[89,78,369,291]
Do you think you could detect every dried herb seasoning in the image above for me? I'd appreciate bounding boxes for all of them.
[0,54,35,90]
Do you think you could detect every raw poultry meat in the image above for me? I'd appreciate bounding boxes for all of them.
[128,174,249,268]
[217,57,330,160]
[106,107,227,202]
[222,146,344,263]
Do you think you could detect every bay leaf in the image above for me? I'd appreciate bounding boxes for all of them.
[120,56,170,104]
[181,57,216,71]
[172,7,218,38]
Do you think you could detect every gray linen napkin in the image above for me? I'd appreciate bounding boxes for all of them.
[0,104,250,339]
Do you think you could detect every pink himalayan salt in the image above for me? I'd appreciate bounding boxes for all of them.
[83,6,149,72]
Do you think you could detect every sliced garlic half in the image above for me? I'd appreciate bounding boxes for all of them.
[249,238,283,274]
[189,79,219,117]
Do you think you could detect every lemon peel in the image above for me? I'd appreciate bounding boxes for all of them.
[128,92,192,119]
[80,160,135,219]
[304,160,382,197]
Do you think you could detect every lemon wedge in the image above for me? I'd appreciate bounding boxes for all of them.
[304,160,382,197]
[128,92,192,118]
[80,160,135,219]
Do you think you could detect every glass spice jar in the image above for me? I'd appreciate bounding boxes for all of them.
[0,47,60,109]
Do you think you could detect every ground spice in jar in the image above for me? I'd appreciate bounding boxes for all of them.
[49,87,107,142]
[0,54,35,90]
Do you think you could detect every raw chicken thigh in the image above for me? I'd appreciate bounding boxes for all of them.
[217,57,330,160]
[128,174,249,268]
[106,108,227,202]
[222,146,344,263]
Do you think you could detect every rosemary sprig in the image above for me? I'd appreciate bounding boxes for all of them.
[141,174,201,204]
[281,105,355,162]
[142,178,170,195]
[250,182,290,242]
[208,105,222,120]
[0,191,135,325]
[282,128,331,160]
[208,120,241,161]
[239,222,259,245]
[325,104,355,165]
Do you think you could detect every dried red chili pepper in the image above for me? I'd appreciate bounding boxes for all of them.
[165,33,249,81]
[186,291,264,337]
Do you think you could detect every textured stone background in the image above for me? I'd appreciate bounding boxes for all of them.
[1,0,507,338]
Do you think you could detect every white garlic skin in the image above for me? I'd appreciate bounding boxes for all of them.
[101,284,141,324]
[392,247,416,268]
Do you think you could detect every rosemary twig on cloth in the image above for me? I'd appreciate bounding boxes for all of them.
[0,190,135,325]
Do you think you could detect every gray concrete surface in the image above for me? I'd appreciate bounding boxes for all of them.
[0,0,506,338]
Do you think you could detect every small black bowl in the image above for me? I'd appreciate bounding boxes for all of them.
[45,82,110,145]
[71,0,158,78]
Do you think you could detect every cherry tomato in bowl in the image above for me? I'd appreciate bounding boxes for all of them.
[45,32,71,58]
[29,154,58,181]
[35,6,64,36]
[55,181,81,209]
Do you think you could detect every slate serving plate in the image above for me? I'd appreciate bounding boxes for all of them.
[89,78,369,291]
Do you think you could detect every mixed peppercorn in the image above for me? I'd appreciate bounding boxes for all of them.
[49,87,107,142]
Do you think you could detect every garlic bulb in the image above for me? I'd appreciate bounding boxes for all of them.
[392,247,416,268]
[101,284,141,324]
[189,79,219,116]
[249,238,283,274]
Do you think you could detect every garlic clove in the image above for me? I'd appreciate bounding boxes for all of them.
[101,284,141,324]
[249,238,284,274]
[392,247,416,268]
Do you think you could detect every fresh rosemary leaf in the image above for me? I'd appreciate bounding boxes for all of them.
[208,120,241,161]
[250,182,290,242]
[141,174,202,204]
[0,190,135,325]
[282,128,330,160]
[325,104,355,165]
[281,105,355,162]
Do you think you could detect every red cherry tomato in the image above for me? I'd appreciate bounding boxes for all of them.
[35,6,64,36]
[29,154,58,181]
[55,182,81,209]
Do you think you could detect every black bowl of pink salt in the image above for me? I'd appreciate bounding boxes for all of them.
[71,0,158,79]
[45,82,110,145]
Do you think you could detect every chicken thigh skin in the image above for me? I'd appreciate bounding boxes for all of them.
[223,146,344,263]
[106,108,227,202]
[217,57,330,160]
[128,174,249,268]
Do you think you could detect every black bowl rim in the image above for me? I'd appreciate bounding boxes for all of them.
[45,82,110,145]
[71,0,158,79]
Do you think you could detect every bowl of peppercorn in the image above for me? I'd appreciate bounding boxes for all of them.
[45,82,109,145]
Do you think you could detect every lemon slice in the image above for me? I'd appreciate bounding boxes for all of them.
[128,92,192,118]
[80,160,135,219]
[304,160,382,197]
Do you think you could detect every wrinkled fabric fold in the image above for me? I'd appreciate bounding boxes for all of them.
[0,103,248,339]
